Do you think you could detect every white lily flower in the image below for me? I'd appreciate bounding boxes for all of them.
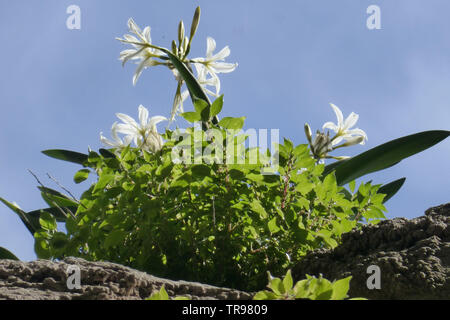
[117,18,166,85]
[192,37,237,86]
[322,103,367,146]
[115,105,167,152]
[100,122,133,150]
[193,62,221,96]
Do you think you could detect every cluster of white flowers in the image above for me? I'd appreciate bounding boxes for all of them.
[305,103,367,160]
[116,17,237,122]
[101,9,237,153]
[100,105,167,153]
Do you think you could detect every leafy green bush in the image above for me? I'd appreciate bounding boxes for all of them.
[32,127,387,291]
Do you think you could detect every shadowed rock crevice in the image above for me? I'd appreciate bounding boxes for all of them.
[0,204,448,300]
[293,203,450,299]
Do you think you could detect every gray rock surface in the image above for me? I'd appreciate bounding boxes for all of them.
[0,257,252,300]
[1,204,448,300]
[293,203,450,299]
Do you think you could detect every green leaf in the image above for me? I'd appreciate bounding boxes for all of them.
[190,164,211,178]
[210,95,224,117]
[99,148,116,158]
[331,276,352,300]
[0,197,40,235]
[27,207,76,223]
[250,199,268,219]
[147,285,170,300]
[218,117,246,130]
[39,211,57,231]
[92,174,115,194]
[378,177,406,203]
[268,217,280,234]
[0,247,19,260]
[38,187,78,208]
[349,180,356,193]
[253,291,278,300]
[41,149,88,166]
[330,130,450,185]
[194,99,210,121]
[268,277,284,295]
[181,112,201,123]
[282,270,294,292]
[74,169,90,184]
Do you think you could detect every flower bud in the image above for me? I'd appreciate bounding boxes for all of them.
[171,40,178,55]
[178,20,185,45]
[304,123,313,145]
[190,7,201,41]
[312,131,333,158]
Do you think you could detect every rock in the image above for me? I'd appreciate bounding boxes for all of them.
[292,203,450,299]
[1,204,448,300]
[0,257,252,300]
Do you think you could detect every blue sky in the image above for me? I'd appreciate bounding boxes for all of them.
[1,0,449,261]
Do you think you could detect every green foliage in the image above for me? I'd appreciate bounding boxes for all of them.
[253,270,366,300]
[146,285,190,300]
[0,246,20,260]
[28,126,387,291]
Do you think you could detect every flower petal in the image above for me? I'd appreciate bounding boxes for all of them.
[210,46,230,62]
[330,103,344,128]
[206,37,216,58]
[138,105,149,128]
[343,112,359,130]
[322,121,338,132]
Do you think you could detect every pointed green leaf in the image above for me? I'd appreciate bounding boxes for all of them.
[181,112,201,123]
[27,207,76,223]
[74,169,90,184]
[282,270,294,292]
[38,187,78,208]
[218,117,245,130]
[194,99,210,121]
[0,247,20,260]
[39,211,57,231]
[331,276,352,300]
[210,95,224,117]
[0,197,39,235]
[330,131,450,185]
[41,149,88,166]
[378,177,406,203]
[99,148,116,158]
[92,174,115,194]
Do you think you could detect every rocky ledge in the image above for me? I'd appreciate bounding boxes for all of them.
[293,203,449,299]
[0,203,448,300]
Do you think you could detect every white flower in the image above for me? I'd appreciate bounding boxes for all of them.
[192,37,237,86]
[117,18,165,85]
[322,103,367,146]
[100,122,133,150]
[115,105,167,152]
[193,62,221,96]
